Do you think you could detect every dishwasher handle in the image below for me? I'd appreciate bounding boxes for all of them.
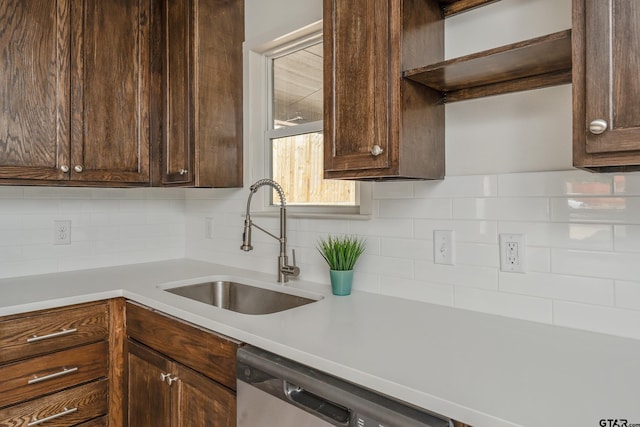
[283,380,351,425]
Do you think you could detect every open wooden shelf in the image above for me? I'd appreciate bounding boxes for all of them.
[439,0,501,17]
[403,29,572,103]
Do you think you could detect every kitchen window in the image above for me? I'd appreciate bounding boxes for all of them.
[255,30,368,216]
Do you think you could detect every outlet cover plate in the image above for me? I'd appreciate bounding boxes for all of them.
[499,233,525,273]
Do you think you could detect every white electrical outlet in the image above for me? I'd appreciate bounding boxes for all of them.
[205,217,214,239]
[499,234,526,273]
[433,230,455,265]
[53,220,71,245]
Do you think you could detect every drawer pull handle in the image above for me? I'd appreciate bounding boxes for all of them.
[27,407,78,426]
[26,328,78,343]
[28,367,79,385]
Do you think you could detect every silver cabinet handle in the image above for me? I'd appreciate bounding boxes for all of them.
[370,145,383,156]
[160,372,171,382]
[74,165,83,173]
[179,169,188,175]
[28,407,78,426]
[27,328,78,343]
[60,165,70,173]
[28,367,78,385]
[589,119,608,134]
[166,375,178,385]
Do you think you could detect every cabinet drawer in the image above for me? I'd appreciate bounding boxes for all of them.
[75,416,107,426]
[0,302,109,364]
[127,302,240,390]
[0,341,108,408]
[0,379,108,427]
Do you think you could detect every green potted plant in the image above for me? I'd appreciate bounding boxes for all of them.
[317,235,366,296]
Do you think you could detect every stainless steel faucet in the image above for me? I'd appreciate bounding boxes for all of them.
[241,179,300,283]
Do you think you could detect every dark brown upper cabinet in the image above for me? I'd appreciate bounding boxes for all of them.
[573,0,640,171]
[155,0,244,188]
[323,0,445,180]
[0,0,151,185]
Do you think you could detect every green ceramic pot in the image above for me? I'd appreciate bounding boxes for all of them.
[329,269,353,296]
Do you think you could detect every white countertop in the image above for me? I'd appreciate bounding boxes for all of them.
[1,259,638,427]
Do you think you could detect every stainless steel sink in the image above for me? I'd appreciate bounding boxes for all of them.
[164,281,318,315]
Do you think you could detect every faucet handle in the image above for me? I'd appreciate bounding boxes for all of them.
[282,249,300,278]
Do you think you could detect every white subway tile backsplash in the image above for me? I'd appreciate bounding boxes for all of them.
[612,172,640,195]
[553,301,640,340]
[498,170,612,197]
[378,198,452,219]
[348,218,413,238]
[373,182,414,199]
[499,221,613,251]
[499,272,615,306]
[414,219,498,243]
[6,167,640,340]
[358,255,414,280]
[379,277,454,306]
[453,198,550,221]
[414,175,497,198]
[551,249,640,281]
[550,197,640,223]
[454,287,553,323]
[380,238,432,261]
[456,243,499,267]
[615,281,640,310]
[414,262,498,290]
[614,225,640,252]
[526,247,551,273]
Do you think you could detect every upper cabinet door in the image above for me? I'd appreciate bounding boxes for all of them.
[578,0,640,158]
[323,0,444,180]
[70,0,151,183]
[324,0,393,175]
[160,0,193,185]
[574,0,640,170]
[0,0,71,181]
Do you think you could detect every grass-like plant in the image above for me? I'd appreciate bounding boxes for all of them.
[317,235,366,271]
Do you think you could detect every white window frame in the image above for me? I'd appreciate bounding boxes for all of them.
[243,21,371,219]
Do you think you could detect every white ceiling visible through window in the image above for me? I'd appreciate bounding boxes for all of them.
[273,42,323,128]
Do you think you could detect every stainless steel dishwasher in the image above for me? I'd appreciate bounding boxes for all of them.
[237,346,453,427]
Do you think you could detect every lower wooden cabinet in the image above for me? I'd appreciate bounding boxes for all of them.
[126,302,240,426]
[0,301,114,427]
[128,340,235,427]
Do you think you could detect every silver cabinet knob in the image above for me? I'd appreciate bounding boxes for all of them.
[60,165,69,173]
[370,145,383,156]
[589,119,608,135]
[179,169,188,175]
[74,165,83,173]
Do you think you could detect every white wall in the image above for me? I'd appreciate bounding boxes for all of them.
[185,0,640,340]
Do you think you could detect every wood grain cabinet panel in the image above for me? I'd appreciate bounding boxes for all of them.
[70,0,151,184]
[126,302,240,390]
[0,379,108,427]
[0,0,71,181]
[323,0,445,180]
[573,0,640,170]
[154,0,244,188]
[128,340,235,427]
[0,341,108,408]
[0,302,108,364]
[0,0,151,185]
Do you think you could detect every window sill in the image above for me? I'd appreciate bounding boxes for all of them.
[247,210,372,221]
